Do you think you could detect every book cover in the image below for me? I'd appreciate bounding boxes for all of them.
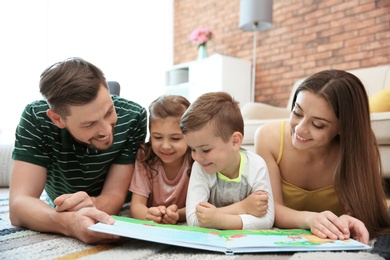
[88,216,371,255]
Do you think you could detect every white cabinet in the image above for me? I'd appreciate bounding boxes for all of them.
[165,54,251,106]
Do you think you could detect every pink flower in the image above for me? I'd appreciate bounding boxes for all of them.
[189,27,214,45]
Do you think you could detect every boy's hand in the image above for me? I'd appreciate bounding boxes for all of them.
[242,190,268,217]
[196,202,219,228]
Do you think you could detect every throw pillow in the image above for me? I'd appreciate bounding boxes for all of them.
[369,88,390,112]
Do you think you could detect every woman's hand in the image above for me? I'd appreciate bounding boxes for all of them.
[339,214,369,244]
[308,211,369,244]
[309,211,350,241]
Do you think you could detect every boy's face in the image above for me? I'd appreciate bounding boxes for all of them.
[184,123,241,179]
[48,85,118,151]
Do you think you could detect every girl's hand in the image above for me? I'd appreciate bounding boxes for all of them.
[146,206,166,223]
[162,204,180,224]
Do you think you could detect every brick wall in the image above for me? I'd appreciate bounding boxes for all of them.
[174,0,390,107]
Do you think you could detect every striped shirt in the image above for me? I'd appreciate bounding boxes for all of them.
[12,96,147,201]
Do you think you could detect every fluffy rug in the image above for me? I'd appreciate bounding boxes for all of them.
[0,191,387,260]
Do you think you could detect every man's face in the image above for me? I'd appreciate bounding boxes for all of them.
[60,85,118,150]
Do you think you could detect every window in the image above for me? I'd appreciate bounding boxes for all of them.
[0,0,173,144]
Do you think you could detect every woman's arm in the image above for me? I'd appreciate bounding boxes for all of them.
[255,122,300,227]
[255,123,365,242]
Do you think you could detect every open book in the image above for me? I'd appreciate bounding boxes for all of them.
[89,216,371,255]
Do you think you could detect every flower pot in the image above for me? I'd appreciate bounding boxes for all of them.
[197,44,207,60]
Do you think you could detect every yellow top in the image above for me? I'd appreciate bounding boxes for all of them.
[276,121,344,216]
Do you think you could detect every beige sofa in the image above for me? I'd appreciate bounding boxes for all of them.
[0,66,389,186]
[241,65,390,178]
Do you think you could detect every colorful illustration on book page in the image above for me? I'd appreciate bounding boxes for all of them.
[112,216,357,248]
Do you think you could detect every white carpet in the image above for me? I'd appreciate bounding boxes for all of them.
[0,189,386,260]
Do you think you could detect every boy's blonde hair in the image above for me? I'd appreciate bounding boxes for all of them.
[180,91,244,142]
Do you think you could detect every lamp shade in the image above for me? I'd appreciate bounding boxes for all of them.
[239,0,273,31]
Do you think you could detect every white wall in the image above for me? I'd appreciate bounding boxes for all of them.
[0,0,173,144]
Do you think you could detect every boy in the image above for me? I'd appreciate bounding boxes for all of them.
[180,91,274,230]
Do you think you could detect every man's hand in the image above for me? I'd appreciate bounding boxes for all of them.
[66,207,120,244]
[54,191,96,212]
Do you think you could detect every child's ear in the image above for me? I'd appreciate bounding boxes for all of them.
[46,109,66,129]
[231,132,243,148]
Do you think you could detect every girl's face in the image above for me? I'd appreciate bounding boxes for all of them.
[289,90,340,150]
[150,116,188,165]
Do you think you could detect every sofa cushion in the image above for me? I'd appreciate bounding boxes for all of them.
[370,88,390,112]
[371,112,390,144]
[241,102,290,145]
[0,143,13,187]
[241,102,291,120]
[243,119,286,145]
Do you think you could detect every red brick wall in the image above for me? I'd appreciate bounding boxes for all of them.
[174,0,390,107]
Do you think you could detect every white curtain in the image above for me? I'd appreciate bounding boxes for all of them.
[0,0,173,144]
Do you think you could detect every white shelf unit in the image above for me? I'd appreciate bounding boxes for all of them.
[165,54,251,106]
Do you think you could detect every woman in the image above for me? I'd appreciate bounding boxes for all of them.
[255,69,390,244]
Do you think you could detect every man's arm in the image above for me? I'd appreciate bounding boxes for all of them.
[54,163,134,215]
[93,163,134,214]
[9,160,119,244]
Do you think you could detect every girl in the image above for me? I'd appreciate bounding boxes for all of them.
[130,95,193,224]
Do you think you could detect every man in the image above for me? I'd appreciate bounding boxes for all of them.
[9,57,147,244]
